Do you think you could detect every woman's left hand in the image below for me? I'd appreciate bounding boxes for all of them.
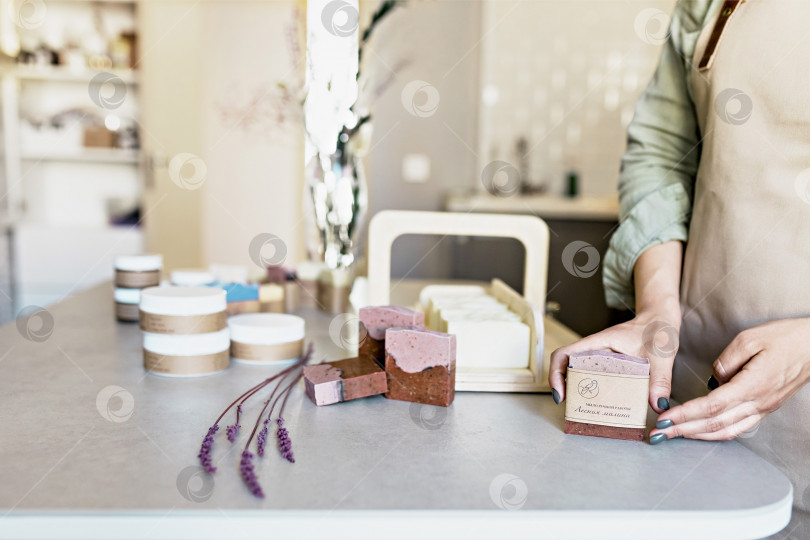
[650,317,810,442]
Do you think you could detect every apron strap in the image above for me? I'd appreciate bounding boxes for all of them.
[698,0,745,71]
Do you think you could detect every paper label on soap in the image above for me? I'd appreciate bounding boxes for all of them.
[564,368,649,429]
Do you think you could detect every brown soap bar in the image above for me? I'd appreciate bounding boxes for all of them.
[564,350,650,442]
[384,326,455,407]
[303,356,387,406]
[359,306,425,367]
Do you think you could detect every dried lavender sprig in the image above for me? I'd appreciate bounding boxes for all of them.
[276,417,294,463]
[226,424,240,443]
[199,349,310,473]
[268,365,306,463]
[239,450,264,498]
[236,344,313,497]
[244,344,314,451]
[257,419,270,457]
[198,425,219,473]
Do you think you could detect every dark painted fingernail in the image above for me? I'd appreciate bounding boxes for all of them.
[707,376,719,390]
[657,397,670,410]
[552,388,562,405]
[656,419,674,429]
[650,433,667,445]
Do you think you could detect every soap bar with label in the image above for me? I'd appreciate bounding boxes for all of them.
[303,356,388,406]
[564,350,650,441]
[384,326,456,407]
[358,306,425,367]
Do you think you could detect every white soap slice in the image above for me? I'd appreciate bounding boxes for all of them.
[418,284,487,308]
[446,319,530,369]
[438,307,514,332]
[427,295,503,330]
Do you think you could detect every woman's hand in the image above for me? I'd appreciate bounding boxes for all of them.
[549,310,681,413]
[549,241,685,414]
[650,317,810,443]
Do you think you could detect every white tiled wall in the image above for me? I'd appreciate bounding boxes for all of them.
[478,0,676,196]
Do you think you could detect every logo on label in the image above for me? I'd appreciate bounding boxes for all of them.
[577,378,599,399]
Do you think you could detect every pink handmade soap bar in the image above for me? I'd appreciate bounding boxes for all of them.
[565,349,650,441]
[359,305,425,366]
[359,305,425,340]
[568,350,650,375]
[303,356,387,406]
[384,326,456,407]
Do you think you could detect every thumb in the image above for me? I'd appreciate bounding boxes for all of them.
[641,320,679,413]
[648,358,674,413]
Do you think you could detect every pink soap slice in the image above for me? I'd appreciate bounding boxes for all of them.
[568,349,649,375]
[303,356,387,406]
[384,326,456,407]
[385,326,455,372]
[359,305,425,340]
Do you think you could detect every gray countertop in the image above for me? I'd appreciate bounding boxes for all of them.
[0,284,792,539]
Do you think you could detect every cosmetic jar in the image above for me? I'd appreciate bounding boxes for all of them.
[113,254,163,322]
[139,286,229,376]
[228,313,305,364]
[113,287,141,322]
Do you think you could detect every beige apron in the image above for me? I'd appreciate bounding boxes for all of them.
[674,1,810,533]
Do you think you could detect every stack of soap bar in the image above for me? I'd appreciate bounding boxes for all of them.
[303,356,388,406]
[421,285,530,370]
[420,285,487,330]
[564,350,650,442]
[358,306,425,367]
[222,283,260,315]
[443,315,529,369]
[258,283,284,313]
[384,326,456,407]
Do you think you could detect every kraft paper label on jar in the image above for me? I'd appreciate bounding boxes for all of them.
[115,302,140,322]
[139,311,227,334]
[564,368,649,429]
[231,339,304,362]
[143,349,229,375]
[115,269,161,289]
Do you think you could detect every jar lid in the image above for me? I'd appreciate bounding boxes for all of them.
[114,254,163,272]
[140,286,226,315]
[228,313,305,344]
[170,269,217,287]
[143,328,230,356]
[114,287,141,305]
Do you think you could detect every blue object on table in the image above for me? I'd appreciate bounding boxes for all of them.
[220,282,259,302]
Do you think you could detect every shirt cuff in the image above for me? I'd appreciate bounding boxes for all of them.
[603,182,691,310]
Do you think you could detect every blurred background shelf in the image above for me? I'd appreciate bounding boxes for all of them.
[0,0,142,321]
[20,147,140,164]
[9,66,138,85]
[445,192,619,221]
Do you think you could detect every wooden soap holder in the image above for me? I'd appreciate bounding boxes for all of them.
[366,210,551,393]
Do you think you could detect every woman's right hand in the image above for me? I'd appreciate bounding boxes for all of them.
[549,240,685,414]
[548,311,681,414]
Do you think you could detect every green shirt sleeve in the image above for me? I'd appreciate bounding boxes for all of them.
[603,0,718,310]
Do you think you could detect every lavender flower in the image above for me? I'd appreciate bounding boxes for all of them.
[198,425,219,474]
[226,424,240,443]
[276,417,294,463]
[257,423,269,457]
[240,450,264,498]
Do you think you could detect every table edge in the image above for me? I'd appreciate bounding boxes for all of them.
[0,487,792,540]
